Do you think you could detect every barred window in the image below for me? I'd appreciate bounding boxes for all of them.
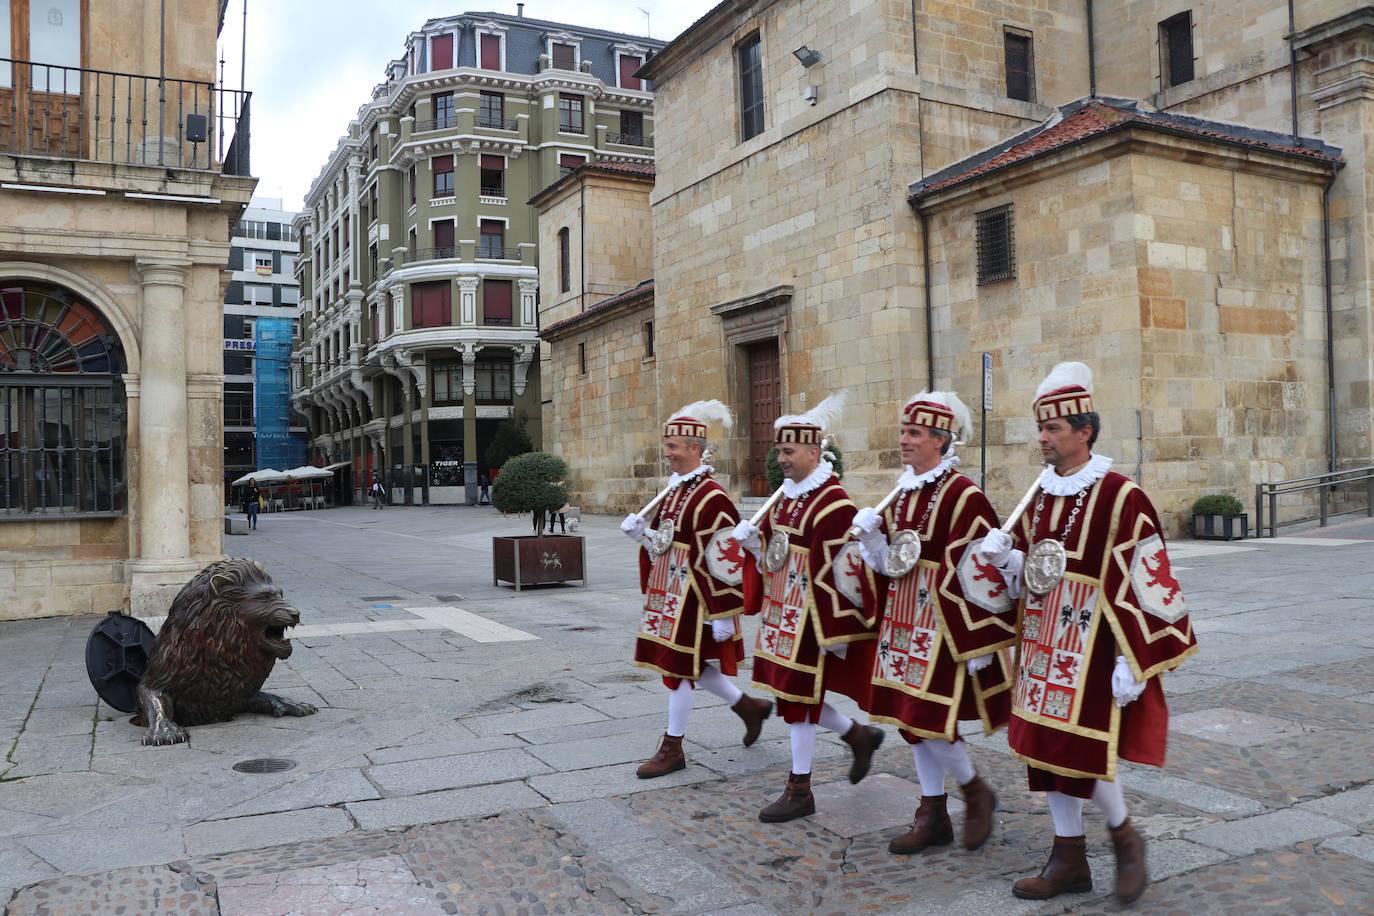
[975,205,1016,285]
[1,283,126,518]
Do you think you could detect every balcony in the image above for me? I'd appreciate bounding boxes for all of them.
[476,115,517,132]
[0,58,251,174]
[477,245,521,261]
[412,116,455,133]
[402,247,456,264]
[607,132,652,148]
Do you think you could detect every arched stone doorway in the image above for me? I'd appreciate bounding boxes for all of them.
[0,281,127,516]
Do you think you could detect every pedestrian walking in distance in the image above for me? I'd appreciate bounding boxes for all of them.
[243,480,260,530]
[371,479,385,509]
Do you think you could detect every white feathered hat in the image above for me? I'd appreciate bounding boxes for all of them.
[902,390,972,443]
[774,391,847,446]
[663,399,733,440]
[1033,362,1094,420]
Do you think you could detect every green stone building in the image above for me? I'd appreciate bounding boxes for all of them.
[290,10,662,504]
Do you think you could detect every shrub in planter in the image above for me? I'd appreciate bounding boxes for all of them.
[491,452,569,536]
[766,442,845,491]
[1190,493,1248,540]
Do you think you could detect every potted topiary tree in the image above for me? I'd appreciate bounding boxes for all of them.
[490,451,586,590]
[1191,493,1248,540]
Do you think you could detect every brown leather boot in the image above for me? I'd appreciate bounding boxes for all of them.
[635,733,685,779]
[759,772,815,822]
[1011,835,1093,900]
[960,775,996,850]
[840,722,884,784]
[1109,818,1148,903]
[731,694,772,747]
[888,795,954,854]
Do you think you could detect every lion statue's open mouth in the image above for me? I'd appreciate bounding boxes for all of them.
[261,606,299,660]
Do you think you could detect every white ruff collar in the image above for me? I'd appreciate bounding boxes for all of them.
[1038,454,1113,496]
[782,460,834,499]
[898,455,960,490]
[667,464,713,489]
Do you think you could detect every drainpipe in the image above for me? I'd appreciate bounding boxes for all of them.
[1086,0,1097,98]
[1322,166,1339,473]
[919,210,934,390]
[1287,0,1299,141]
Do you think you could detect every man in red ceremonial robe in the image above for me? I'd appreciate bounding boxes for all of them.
[620,400,772,778]
[852,391,1017,855]
[733,391,884,823]
[979,362,1198,904]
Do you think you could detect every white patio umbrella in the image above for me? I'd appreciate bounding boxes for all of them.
[232,468,286,485]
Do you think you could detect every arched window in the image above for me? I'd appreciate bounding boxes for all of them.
[1,282,126,517]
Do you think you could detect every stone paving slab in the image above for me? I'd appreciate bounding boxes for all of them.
[363,732,524,765]
[1321,833,1374,864]
[366,747,552,794]
[1184,808,1357,855]
[215,854,447,916]
[0,840,59,888]
[182,807,356,857]
[346,779,548,830]
[20,824,188,877]
[528,760,720,803]
[216,767,381,818]
[1297,785,1374,824]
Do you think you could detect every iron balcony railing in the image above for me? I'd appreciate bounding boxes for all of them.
[402,247,456,263]
[476,115,518,131]
[607,132,651,147]
[479,185,505,197]
[413,116,456,133]
[1255,464,1374,537]
[0,58,250,174]
[477,245,521,260]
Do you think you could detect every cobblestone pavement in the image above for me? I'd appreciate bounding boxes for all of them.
[2,506,1373,913]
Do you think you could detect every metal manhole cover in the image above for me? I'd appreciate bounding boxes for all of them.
[233,757,297,774]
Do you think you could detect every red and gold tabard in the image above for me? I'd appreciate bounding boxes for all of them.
[634,471,747,681]
[866,471,1017,740]
[744,477,878,707]
[1007,468,1198,782]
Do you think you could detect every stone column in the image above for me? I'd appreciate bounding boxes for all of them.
[128,257,200,614]
[517,277,538,327]
[457,342,480,505]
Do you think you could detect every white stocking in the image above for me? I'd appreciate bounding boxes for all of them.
[911,742,947,796]
[1093,779,1129,828]
[929,738,977,786]
[1047,791,1085,837]
[790,722,818,775]
[666,680,694,737]
[817,702,853,735]
[697,664,742,705]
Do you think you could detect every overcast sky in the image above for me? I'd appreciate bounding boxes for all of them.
[217,0,718,211]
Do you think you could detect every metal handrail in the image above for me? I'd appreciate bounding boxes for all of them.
[0,57,251,174]
[1255,464,1374,537]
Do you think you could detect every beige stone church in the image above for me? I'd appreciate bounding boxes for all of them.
[537,0,1374,534]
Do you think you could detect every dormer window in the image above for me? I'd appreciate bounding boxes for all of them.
[552,42,576,70]
[475,22,507,71]
[429,32,454,71]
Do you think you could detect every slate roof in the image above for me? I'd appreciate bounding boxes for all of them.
[909,97,1342,201]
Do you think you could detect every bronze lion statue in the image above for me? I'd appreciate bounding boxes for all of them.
[137,558,318,746]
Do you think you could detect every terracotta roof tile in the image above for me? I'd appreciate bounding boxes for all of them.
[540,279,654,337]
[910,98,1341,200]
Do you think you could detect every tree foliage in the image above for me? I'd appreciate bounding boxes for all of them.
[485,409,534,473]
[491,452,569,535]
[765,442,845,491]
[1191,493,1244,516]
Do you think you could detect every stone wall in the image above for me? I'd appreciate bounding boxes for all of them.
[920,130,1334,532]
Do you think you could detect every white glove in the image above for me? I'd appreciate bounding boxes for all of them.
[1112,655,1147,707]
[732,520,762,557]
[710,618,736,642]
[821,643,849,659]
[620,513,647,541]
[852,507,882,534]
[978,529,1013,565]
[967,654,994,675]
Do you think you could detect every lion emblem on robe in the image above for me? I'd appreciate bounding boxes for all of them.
[136,558,317,746]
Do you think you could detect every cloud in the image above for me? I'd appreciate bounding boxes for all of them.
[219,0,718,209]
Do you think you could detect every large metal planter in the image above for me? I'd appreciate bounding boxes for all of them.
[492,535,586,590]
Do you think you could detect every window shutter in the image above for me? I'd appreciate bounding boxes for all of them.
[433,220,454,249]
[431,34,453,71]
[484,279,513,324]
[480,154,504,171]
[552,43,575,70]
[480,33,500,70]
[432,154,453,174]
[559,154,585,170]
[619,55,643,90]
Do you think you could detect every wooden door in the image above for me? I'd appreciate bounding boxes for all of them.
[746,339,780,496]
